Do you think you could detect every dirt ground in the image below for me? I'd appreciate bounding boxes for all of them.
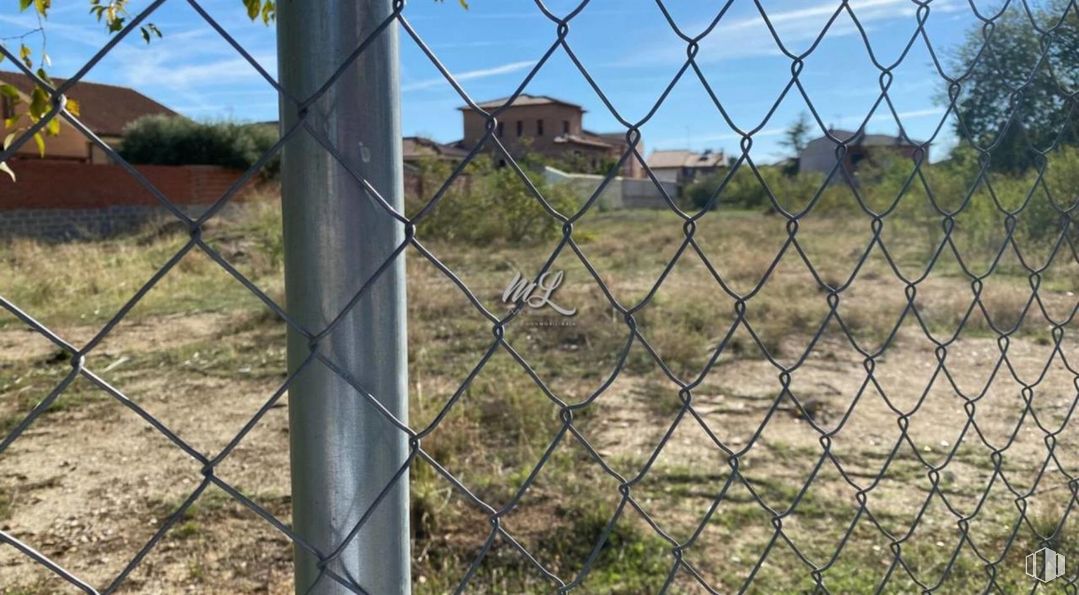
[0,209,1077,593]
[1,313,1076,592]
[0,313,295,594]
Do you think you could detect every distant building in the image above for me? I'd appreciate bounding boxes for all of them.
[0,71,178,164]
[799,129,927,182]
[402,136,472,198]
[646,149,726,186]
[403,136,468,166]
[456,94,644,178]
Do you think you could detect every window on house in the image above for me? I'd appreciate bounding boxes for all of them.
[516,120,523,137]
[497,122,504,138]
[537,119,544,136]
[563,120,570,134]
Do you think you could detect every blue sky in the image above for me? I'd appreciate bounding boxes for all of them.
[0,0,992,162]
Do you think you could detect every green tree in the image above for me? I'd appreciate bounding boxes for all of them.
[779,111,812,157]
[120,115,280,176]
[946,0,1079,173]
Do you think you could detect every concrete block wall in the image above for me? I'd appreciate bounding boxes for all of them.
[0,204,215,240]
[543,166,677,210]
[0,160,253,239]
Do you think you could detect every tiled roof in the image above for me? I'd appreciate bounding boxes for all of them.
[647,149,725,169]
[403,136,469,160]
[0,71,178,137]
[553,133,615,149]
[582,130,637,146]
[461,94,584,111]
[819,129,924,147]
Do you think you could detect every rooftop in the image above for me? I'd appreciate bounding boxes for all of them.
[647,149,726,169]
[460,94,584,111]
[403,136,469,160]
[0,71,178,137]
[553,133,615,150]
[816,129,926,147]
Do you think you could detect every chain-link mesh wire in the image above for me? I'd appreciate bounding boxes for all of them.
[1,0,1078,592]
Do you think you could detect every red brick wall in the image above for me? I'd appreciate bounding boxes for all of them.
[0,160,253,210]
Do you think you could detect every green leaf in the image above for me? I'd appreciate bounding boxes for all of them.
[0,161,15,182]
[29,86,48,120]
[3,132,14,150]
[33,0,49,17]
[260,1,275,24]
[0,84,20,101]
[244,0,260,20]
[459,0,468,7]
[18,0,33,11]
[32,131,44,157]
[19,44,32,68]
[65,98,79,117]
[45,117,60,136]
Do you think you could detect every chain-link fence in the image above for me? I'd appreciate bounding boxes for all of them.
[1,0,1078,593]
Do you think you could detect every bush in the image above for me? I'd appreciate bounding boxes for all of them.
[685,145,1077,262]
[685,165,823,212]
[856,145,1079,251]
[406,156,580,245]
[119,115,279,177]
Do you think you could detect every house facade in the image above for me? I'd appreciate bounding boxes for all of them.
[799,129,928,182]
[647,149,726,187]
[456,94,644,178]
[0,71,178,164]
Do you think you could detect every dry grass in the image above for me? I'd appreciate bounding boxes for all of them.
[0,201,1076,593]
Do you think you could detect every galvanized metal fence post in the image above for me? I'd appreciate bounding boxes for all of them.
[277,1,410,594]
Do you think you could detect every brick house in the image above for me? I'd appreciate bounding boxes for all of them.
[798,129,928,182]
[0,73,254,239]
[455,94,644,178]
[647,149,726,187]
[0,71,178,164]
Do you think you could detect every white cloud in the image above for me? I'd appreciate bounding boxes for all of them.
[623,0,966,65]
[402,59,535,92]
[832,106,946,128]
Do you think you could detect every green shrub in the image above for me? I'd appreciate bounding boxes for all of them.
[685,145,1076,265]
[407,156,580,245]
[858,145,1079,252]
[119,115,280,177]
[685,165,823,212]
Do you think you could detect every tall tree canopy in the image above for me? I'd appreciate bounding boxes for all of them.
[948,0,1079,173]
